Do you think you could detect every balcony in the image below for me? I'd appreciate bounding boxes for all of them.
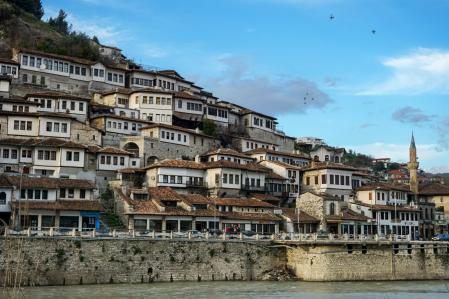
[185,181,207,188]
[241,184,265,192]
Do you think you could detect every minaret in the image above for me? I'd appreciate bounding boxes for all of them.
[407,133,419,194]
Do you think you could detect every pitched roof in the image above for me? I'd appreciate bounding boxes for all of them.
[204,160,270,172]
[148,187,183,201]
[305,162,359,172]
[90,114,154,124]
[221,211,281,221]
[419,182,449,196]
[0,96,40,105]
[246,148,310,160]
[265,171,287,180]
[250,193,281,203]
[239,108,276,120]
[300,191,344,201]
[26,91,91,101]
[4,175,96,189]
[0,57,20,65]
[0,138,86,149]
[140,123,215,138]
[326,208,368,222]
[174,91,204,101]
[10,200,102,211]
[180,193,212,205]
[356,183,411,192]
[353,201,418,212]
[213,197,274,208]
[261,160,303,170]
[145,159,206,170]
[89,146,133,155]
[280,208,319,223]
[0,110,75,119]
[201,148,252,159]
[18,48,96,66]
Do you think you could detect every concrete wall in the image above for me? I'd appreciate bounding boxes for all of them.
[0,238,286,286]
[287,242,449,281]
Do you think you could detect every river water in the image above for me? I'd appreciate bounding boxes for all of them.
[19,281,449,298]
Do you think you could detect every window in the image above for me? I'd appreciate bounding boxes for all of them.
[335,175,340,185]
[314,176,319,185]
[100,155,105,164]
[60,188,66,198]
[330,174,334,184]
[68,188,74,198]
[61,123,67,133]
[0,192,6,205]
[329,202,336,215]
[74,152,80,162]
[223,174,228,184]
[14,120,19,130]
[321,174,327,184]
[80,189,86,199]
[120,157,125,166]
[235,175,239,184]
[106,156,111,164]
[66,151,72,161]
[306,177,310,185]
[3,149,9,159]
[79,102,84,111]
[46,122,52,132]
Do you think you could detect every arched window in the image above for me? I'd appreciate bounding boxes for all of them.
[313,155,319,162]
[334,156,340,163]
[0,192,6,205]
[329,202,335,215]
[325,155,330,162]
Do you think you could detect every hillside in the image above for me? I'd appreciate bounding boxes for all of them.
[0,0,99,60]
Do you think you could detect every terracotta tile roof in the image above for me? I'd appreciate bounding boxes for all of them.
[353,201,418,212]
[10,200,103,211]
[246,148,310,160]
[419,182,449,196]
[305,162,359,172]
[0,138,86,149]
[0,176,12,188]
[26,91,91,101]
[0,57,19,65]
[5,175,96,189]
[0,110,75,119]
[201,148,253,159]
[213,198,274,208]
[265,171,287,180]
[95,146,133,155]
[18,48,95,66]
[181,193,212,205]
[117,167,145,174]
[148,187,183,201]
[99,88,132,96]
[356,183,411,192]
[221,211,281,221]
[261,160,303,170]
[280,208,319,223]
[0,96,40,105]
[239,108,276,120]
[145,159,206,170]
[130,88,173,95]
[250,193,281,202]
[174,91,204,101]
[204,160,270,172]
[233,136,279,146]
[326,208,368,222]
[301,191,344,201]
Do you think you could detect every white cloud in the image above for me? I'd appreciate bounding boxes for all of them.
[202,55,332,115]
[358,48,449,95]
[345,142,448,172]
[139,43,168,59]
[66,13,129,46]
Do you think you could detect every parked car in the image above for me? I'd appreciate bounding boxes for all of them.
[432,234,449,241]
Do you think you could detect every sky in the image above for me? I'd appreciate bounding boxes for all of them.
[42,0,449,173]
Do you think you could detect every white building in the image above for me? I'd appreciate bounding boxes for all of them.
[0,58,19,79]
[199,148,254,164]
[128,88,173,124]
[246,148,310,167]
[310,145,345,163]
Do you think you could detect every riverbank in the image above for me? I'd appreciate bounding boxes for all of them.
[19,281,449,299]
[1,237,449,286]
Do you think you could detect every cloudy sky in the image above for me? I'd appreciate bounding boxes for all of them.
[43,0,449,172]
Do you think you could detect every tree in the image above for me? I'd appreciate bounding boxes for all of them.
[387,163,401,171]
[48,9,71,35]
[201,119,217,136]
[373,161,386,172]
[92,35,100,44]
[8,0,44,19]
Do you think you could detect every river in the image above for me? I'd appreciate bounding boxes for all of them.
[19,281,449,298]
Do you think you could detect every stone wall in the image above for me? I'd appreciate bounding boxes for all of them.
[287,242,449,281]
[0,238,286,286]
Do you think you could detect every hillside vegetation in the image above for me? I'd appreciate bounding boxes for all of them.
[0,0,99,60]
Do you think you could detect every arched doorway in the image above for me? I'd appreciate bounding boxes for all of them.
[146,156,159,165]
[123,142,139,157]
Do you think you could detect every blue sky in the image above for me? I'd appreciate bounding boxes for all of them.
[43,0,449,172]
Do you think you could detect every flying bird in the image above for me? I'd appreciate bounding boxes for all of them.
[330,14,335,20]
[371,29,376,34]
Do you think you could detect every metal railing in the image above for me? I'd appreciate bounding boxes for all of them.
[1,227,430,243]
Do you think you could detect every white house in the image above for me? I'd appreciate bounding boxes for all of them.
[128,88,173,124]
[0,58,19,79]
[199,148,254,164]
[246,148,310,167]
[310,145,345,163]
